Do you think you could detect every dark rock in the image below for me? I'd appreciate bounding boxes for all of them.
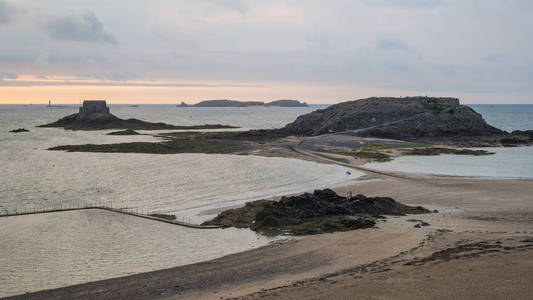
[281,96,505,142]
[265,100,308,107]
[148,213,176,221]
[203,189,432,236]
[203,200,276,228]
[39,101,237,131]
[504,130,533,146]
[255,189,430,223]
[40,112,183,130]
[9,128,29,133]
[402,147,494,156]
[107,129,141,135]
[510,130,533,137]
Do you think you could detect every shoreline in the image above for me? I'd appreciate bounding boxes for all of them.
[3,99,533,298]
[3,125,532,299]
[6,156,533,299]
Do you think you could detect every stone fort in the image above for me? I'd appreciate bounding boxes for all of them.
[77,100,110,119]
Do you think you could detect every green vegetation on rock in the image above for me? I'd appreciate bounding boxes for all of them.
[402,147,494,156]
[316,148,391,162]
[203,189,432,236]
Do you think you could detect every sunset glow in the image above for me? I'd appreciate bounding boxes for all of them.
[1,0,532,104]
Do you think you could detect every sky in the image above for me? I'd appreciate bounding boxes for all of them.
[0,0,532,104]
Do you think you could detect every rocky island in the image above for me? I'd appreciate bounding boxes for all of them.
[46,97,533,155]
[280,97,506,142]
[39,100,237,130]
[178,99,308,107]
[203,189,432,236]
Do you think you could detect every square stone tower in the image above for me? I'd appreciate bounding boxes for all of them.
[78,100,110,119]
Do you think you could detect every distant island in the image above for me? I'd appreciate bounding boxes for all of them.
[39,100,238,130]
[177,99,308,107]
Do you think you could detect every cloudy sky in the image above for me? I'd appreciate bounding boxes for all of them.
[0,0,532,104]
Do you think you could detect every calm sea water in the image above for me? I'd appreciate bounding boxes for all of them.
[0,104,360,297]
[1,104,355,221]
[1,103,531,296]
[363,104,533,178]
[0,210,274,297]
[468,104,533,132]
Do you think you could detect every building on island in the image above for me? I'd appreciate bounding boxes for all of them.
[77,100,110,120]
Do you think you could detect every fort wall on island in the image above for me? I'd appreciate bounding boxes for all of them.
[77,100,110,120]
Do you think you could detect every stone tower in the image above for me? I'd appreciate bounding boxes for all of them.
[77,100,110,120]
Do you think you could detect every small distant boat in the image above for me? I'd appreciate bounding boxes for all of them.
[130,105,140,107]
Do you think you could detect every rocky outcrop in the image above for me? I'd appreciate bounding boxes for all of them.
[39,112,237,131]
[203,189,432,235]
[501,130,533,146]
[9,128,29,133]
[106,129,140,135]
[256,189,431,221]
[40,99,238,130]
[281,97,505,142]
[203,200,276,229]
[42,113,187,130]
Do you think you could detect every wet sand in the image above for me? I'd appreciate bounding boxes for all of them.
[5,136,533,300]
[9,173,533,300]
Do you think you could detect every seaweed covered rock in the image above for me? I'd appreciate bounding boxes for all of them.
[402,147,494,156]
[203,189,431,236]
[204,200,276,228]
[255,189,429,224]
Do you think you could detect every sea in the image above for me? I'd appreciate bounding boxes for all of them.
[363,105,533,178]
[0,103,532,296]
[0,104,361,297]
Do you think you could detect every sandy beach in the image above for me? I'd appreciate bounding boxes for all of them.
[8,166,532,300]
